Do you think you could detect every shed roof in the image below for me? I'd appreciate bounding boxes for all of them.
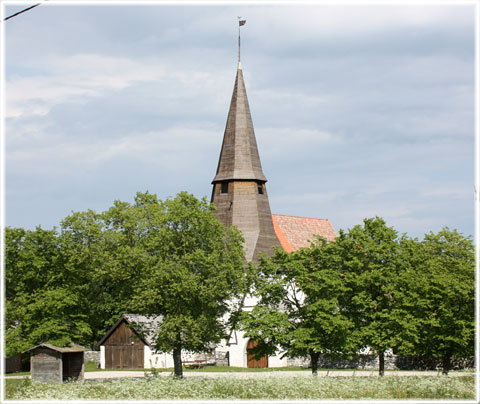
[98,313,163,347]
[123,314,163,345]
[23,343,87,354]
[272,214,337,253]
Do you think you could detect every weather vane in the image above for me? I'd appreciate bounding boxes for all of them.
[238,17,246,64]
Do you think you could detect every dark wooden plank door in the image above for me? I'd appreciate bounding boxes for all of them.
[106,345,144,369]
[130,345,144,368]
[247,339,268,368]
[104,319,145,369]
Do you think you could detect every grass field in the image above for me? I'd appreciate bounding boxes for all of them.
[6,374,475,400]
[5,379,24,399]
[83,361,450,373]
[83,361,307,372]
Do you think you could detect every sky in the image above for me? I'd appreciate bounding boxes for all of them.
[2,0,478,240]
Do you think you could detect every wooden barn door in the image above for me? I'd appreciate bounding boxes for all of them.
[247,339,268,368]
[104,320,145,369]
[106,345,143,369]
[130,345,144,369]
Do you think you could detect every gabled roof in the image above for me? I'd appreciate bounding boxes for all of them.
[98,313,163,347]
[123,314,163,345]
[212,63,267,183]
[272,214,337,253]
[23,343,87,354]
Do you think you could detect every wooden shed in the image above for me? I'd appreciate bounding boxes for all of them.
[98,314,162,369]
[23,343,86,383]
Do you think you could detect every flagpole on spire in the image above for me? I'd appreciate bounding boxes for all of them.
[238,17,246,67]
[238,17,241,64]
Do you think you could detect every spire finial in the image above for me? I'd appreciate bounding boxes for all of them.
[238,17,246,67]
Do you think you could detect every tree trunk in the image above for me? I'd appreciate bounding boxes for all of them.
[173,347,183,378]
[310,350,320,376]
[378,350,385,377]
[441,355,451,375]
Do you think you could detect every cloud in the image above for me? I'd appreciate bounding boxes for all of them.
[7,124,217,174]
[5,53,234,119]
[257,127,339,159]
[6,54,162,118]
[421,187,473,200]
[3,3,475,239]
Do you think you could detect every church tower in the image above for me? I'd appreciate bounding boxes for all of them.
[211,60,281,263]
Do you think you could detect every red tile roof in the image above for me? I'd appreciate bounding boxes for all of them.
[272,214,337,253]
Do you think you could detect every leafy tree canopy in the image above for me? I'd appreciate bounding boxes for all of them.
[333,217,408,375]
[5,227,92,356]
[5,191,248,375]
[241,217,474,376]
[240,237,355,375]
[126,192,248,377]
[395,228,475,373]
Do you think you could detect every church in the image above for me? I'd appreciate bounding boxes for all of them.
[99,41,336,370]
[209,56,336,368]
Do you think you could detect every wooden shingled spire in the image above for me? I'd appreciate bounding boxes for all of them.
[212,64,267,183]
[211,61,281,263]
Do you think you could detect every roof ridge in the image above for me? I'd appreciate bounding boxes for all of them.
[272,213,330,221]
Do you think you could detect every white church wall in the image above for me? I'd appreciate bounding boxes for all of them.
[243,295,259,308]
[144,346,175,369]
[144,348,206,369]
[268,353,289,367]
[229,332,248,367]
[217,329,289,368]
[222,295,289,368]
[99,345,105,369]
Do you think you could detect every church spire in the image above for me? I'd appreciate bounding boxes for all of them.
[211,26,281,263]
[212,19,262,183]
[212,60,267,183]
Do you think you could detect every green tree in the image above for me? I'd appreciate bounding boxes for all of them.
[395,228,475,374]
[5,227,92,356]
[5,191,247,372]
[126,192,247,378]
[58,208,133,344]
[240,238,354,375]
[334,217,407,376]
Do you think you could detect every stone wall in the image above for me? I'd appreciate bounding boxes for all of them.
[214,351,230,367]
[317,354,397,370]
[394,355,475,371]
[286,357,309,368]
[84,350,100,364]
[288,354,475,371]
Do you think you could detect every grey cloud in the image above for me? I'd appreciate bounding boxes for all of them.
[4,3,475,240]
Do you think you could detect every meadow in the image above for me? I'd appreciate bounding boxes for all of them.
[6,373,475,400]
